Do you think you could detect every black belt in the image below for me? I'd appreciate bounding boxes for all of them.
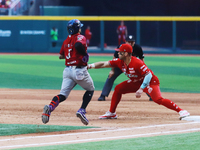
[66,66,84,69]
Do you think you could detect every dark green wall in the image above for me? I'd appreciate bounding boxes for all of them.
[0,20,68,53]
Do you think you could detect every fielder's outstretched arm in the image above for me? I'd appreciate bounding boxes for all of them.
[88,61,110,69]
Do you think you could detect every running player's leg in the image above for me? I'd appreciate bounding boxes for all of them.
[55,68,77,109]
[75,68,95,108]
[45,78,75,120]
[49,74,76,112]
[42,67,76,124]
[75,67,95,125]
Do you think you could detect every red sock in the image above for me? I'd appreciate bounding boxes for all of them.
[160,98,182,112]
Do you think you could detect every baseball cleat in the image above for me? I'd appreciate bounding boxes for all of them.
[99,111,117,119]
[76,108,89,125]
[179,110,190,120]
[42,105,51,124]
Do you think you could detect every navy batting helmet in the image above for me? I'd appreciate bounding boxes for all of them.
[67,19,83,35]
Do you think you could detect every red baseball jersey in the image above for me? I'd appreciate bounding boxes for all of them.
[85,29,92,40]
[117,25,127,35]
[60,33,87,66]
[109,56,159,85]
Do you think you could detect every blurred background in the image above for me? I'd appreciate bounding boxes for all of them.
[0,0,200,54]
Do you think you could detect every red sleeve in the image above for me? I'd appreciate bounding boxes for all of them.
[76,35,87,52]
[76,35,86,45]
[109,58,121,68]
[136,61,151,76]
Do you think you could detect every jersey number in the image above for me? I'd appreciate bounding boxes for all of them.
[66,49,72,59]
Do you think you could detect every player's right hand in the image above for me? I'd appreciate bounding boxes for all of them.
[136,88,143,98]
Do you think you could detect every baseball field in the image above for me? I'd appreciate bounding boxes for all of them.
[0,54,200,149]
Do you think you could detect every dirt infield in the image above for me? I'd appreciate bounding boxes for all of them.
[0,89,200,149]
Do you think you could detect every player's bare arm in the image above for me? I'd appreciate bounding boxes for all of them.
[88,61,110,69]
[108,56,116,78]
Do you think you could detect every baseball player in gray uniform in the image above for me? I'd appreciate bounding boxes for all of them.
[42,19,95,125]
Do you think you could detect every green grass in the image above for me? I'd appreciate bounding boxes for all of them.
[0,124,95,136]
[0,54,200,149]
[0,55,199,93]
[14,132,200,150]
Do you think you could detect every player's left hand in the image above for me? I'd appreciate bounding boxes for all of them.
[136,88,143,98]
[59,54,65,59]
[108,70,114,78]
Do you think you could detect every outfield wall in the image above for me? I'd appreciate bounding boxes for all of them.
[1,16,200,53]
[0,20,69,53]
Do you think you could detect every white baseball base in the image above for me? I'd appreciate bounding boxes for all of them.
[182,116,200,122]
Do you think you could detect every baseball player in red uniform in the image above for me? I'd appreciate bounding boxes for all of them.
[117,21,128,45]
[88,44,190,120]
[42,19,95,125]
[98,35,153,101]
[85,26,92,46]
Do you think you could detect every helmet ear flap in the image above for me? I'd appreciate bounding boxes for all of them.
[67,26,74,35]
[69,28,74,35]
